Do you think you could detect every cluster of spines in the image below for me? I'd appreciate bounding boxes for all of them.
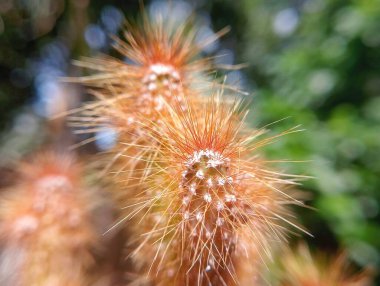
[72,12,304,286]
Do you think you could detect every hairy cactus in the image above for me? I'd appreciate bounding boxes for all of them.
[123,97,305,285]
[0,152,98,286]
[71,14,226,146]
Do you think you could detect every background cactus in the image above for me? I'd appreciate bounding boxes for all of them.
[0,151,98,286]
[272,243,373,286]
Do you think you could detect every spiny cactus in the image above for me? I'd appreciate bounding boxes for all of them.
[71,14,227,144]
[123,96,306,285]
[0,151,98,286]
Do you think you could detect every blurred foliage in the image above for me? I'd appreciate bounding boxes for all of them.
[0,0,379,283]
[235,0,380,272]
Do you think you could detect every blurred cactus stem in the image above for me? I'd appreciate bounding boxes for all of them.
[0,151,98,286]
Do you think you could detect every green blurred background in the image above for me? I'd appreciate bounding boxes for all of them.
[1,0,379,283]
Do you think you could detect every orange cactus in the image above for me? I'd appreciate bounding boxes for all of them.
[123,95,306,286]
[71,14,226,144]
[0,152,98,286]
[274,243,373,286]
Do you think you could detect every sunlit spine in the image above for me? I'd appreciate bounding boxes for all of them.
[0,152,97,286]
